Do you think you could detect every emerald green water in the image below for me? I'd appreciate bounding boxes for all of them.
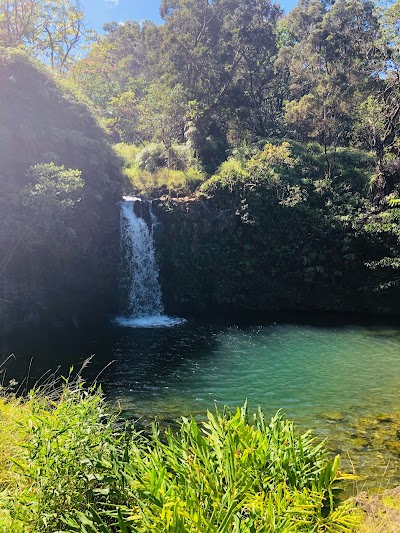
[3,315,400,490]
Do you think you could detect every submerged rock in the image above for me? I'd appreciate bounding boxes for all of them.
[321,411,347,422]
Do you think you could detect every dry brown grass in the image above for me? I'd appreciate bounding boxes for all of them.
[356,488,400,532]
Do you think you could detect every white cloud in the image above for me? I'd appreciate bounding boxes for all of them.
[105,0,119,6]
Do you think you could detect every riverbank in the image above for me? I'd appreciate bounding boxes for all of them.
[0,378,360,532]
[1,377,399,532]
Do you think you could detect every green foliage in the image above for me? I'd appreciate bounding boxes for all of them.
[70,0,285,167]
[200,141,306,207]
[132,142,197,173]
[0,0,92,71]
[159,141,396,313]
[0,47,123,330]
[282,0,381,151]
[11,384,116,532]
[138,83,188,148]
[2,0,400,318]
[135,143,167,172]
[112,143,142,168]
[0,386,361,532]
[105,91,140,144]
[64,0,399,180]
[353,96,386,152]
[24,163,83,208]
[15,163,84,241]
[115,142,205,196]
[126,166,205,197]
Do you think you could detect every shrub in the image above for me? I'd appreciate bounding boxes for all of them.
[0,384,361,532]
[113,143,141,168]
[6,382,117,532]
[135,143,166,172]
[156,167,205,196]
[165,144,197,171]
[115,142,206,196]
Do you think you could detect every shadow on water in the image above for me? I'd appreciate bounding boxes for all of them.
[0,316,227,393]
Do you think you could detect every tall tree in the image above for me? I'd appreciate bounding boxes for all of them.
[158,0,282,163]
[355,0,400,198]
[370,0,400,162]
[0,0,91,71]
[70,20,160,140]
[200,0,283,141]
[282,0,381,166]
[0,0,41,46]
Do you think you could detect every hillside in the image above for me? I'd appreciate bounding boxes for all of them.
[0,48,124,332]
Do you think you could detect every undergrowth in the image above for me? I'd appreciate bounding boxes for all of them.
[114,143,206,197]
[0,377,364,532]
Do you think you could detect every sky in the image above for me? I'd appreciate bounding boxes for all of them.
[81,0,297,33]
[81,0,163,32]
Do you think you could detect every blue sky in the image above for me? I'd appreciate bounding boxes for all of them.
[81,0,163,32]
[81,0,297,33]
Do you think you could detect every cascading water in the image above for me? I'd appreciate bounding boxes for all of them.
[115,197,184,328]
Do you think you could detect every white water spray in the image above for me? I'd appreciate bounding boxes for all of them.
[115,197,184,328]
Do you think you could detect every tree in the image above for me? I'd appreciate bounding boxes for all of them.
[138,83,189,168]
[0,0,41,46]
[71,0,283,167]
[70,20,159,139]
[157,0,283,166]
[0,0,91,71]
[351,0,400,199]
[106,90,140,143]
[282,0,381,172]
[218,0,284,140]
[20,163,84,239]
[34,0,90,71]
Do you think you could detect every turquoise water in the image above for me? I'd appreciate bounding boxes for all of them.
[114,323,400,417]
[3,315,400,490]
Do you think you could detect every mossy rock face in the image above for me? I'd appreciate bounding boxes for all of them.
[0,47,123,332]
[153,143,400,316]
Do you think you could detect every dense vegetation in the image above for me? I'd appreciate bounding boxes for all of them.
[69,0,399,167]
[1,1,400,530]
[68,0,400,314]
[0,47,123,332]
[1,0,400,318]
[154,142,400,314]
[0,380,363,532]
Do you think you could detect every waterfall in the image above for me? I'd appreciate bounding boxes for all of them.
[115,197,184,328]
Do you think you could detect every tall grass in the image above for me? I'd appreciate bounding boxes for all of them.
[114,142,206,197]
[0,381,362,532]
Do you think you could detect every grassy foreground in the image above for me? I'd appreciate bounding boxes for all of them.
[0,378,373,532]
